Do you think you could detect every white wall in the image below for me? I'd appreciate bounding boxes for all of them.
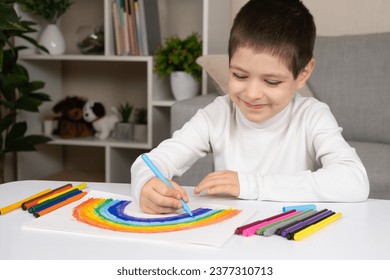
[159,0,203,39]
[231,0,390,35]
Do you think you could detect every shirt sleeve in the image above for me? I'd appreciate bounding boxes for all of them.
[130,108,213,200]
[238,103,370,202]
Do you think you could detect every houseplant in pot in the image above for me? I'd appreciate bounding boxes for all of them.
[0,1,51,183]
[114,102,133,141]
[17,0,74,55]
[154,33,202,101]
[133,107,147,142]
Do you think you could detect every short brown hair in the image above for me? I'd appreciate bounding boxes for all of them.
[228,0,316,79]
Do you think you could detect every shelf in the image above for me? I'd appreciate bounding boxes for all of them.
[20,54,153,62]
[15,0,207,183]
[152,100,176,107]
[48,136,151,149]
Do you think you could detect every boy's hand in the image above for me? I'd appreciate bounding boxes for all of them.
[139,177,189,214]
[194,170,240,197]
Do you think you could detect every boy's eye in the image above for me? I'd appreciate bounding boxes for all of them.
[232,73,247,80]
[265,79,282,86]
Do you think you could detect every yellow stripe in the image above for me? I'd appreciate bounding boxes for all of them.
[0,188,52,215]
[294,212,342,241]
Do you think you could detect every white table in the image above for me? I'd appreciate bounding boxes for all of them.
[1,180,390,260]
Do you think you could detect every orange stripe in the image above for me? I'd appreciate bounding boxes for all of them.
[35,192,87,218]
[36,183,86,204]
[23,184,73,210]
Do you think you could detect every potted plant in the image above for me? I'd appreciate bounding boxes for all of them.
[0,1,51,183]
[154,33,202,101]
[17,0,74,55]
[114,102,133,141]
[133,107,147,142]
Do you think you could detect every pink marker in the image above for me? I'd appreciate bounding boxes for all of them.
[242,210,302,236]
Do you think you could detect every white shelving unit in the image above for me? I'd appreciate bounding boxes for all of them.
[16,0,231,183]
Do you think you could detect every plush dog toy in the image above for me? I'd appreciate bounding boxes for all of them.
[83,101,119,140]
[52,96,94,138]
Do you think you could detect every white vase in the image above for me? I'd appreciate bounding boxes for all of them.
[170,71,200,101]
[38,24,65,55]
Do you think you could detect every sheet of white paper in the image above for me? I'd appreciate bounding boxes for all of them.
[22,190,256,247]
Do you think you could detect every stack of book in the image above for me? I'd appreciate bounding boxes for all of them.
[111,0,161,56]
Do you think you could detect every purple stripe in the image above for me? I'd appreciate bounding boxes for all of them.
[281,210,333,237]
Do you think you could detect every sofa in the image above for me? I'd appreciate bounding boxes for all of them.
[170,32,390,200]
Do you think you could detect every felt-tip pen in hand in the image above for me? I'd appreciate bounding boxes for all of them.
[141,154,194,217]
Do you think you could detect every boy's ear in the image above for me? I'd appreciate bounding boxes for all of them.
[297,58,315,89]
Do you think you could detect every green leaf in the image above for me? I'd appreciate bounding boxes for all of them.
[27,80,45,91]
[5,134,51,153]
[154,33,202,79]
[15,97,42,112]
[17,0,74,24]
[0,113,16,133]
[4,72,27,85]
[0,48,3,73]
[0,4,26,31]
[18,34,49,53]
[29,92,51,102]
[6,122,27,141]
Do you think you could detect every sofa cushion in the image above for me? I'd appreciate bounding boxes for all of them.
[349,141,390,199]
[196,55,229,95]
[308,33,390,143]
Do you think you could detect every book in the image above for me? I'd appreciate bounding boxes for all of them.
[121,7,131,55]
[139,0,161,55]
[112,1,122,55]
[137,0,148,55]
[129,0,139,55]
[134,1,144,55]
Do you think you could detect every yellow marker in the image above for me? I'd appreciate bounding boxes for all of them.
[294,212,342,241]
[0,188,52,215]
[36,183,87,204]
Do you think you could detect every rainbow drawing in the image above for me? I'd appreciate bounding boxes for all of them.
[72,198,242,233]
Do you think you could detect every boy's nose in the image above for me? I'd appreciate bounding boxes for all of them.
[246,81,264,100]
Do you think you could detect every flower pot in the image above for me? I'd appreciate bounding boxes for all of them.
[133,124,147,142]
[38,24,65,55]
[170,71,200,101]
[114,122,133,141]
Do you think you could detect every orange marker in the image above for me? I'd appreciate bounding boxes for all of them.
[34,191,88,218]
[22,183,73,210]
[35,183,87,205]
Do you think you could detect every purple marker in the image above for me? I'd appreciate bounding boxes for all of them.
[281,210,333,237]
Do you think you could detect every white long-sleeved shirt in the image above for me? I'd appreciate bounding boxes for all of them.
[131,94,369,202]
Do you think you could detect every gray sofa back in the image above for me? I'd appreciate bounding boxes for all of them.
[308,32,390,143]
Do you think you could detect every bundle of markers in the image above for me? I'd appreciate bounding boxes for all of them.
[0,183,87,218]
[235,204,342,241]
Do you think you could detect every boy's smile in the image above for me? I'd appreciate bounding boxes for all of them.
[228,47,313,123]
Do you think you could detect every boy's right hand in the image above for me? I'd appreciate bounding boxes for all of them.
[139,177,189,214]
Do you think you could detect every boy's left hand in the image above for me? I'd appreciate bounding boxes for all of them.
[194,170,240,197]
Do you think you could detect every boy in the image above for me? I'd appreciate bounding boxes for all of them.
[131,0,369,214]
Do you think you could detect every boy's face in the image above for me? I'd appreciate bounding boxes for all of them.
[228,47,314,123]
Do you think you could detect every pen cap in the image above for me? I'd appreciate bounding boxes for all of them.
[282,204,316,212]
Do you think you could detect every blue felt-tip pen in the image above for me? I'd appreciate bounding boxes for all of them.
[141,154,194,217]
